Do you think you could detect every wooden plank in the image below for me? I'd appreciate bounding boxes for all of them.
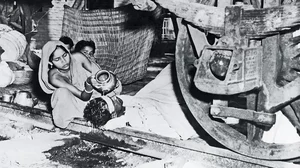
[154,0,225,35]
[153,0,300,37]
[0,101,54,130]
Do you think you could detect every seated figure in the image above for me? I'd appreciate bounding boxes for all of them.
[38,40,121,128]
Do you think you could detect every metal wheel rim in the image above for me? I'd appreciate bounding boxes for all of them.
[175,23,300,160]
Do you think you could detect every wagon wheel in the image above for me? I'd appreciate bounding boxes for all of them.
[175,20,300,160]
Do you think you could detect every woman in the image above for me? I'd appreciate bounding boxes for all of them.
[38,40,106,128]
[74,40,96,62]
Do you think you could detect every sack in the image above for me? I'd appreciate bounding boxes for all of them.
[0,61,15,87]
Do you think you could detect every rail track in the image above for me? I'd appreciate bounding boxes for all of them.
[0,101,299,168]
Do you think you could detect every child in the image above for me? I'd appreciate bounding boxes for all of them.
[74,40,96,62]
[59,36,74,51]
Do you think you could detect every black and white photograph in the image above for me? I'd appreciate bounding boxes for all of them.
[0,0,300,167]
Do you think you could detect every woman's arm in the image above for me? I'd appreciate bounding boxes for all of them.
[49,71,93,101]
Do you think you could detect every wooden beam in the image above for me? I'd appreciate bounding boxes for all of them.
[154,0,224,35]
[153,0,300,38]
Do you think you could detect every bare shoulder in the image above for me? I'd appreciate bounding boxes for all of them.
[48,69,68,82]
[48,69,71,88]
[72,52,89,62]
[48,68,58,77]
[48,69,60,81]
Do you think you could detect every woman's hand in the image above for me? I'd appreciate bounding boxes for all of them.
[130,0,157,11]
[85,76,94,92]
[88,75,102,90]
[80,77,94,101]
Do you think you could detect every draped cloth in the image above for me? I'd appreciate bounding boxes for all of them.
[38,41,101,128]
[262,111,300,144]
[105,63,199,140]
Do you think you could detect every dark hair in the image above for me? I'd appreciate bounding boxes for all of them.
[83,97,112,127]
[74,40,96,54]
[83,96,125,128]
[59,36,74,49]
[49,45,68,62]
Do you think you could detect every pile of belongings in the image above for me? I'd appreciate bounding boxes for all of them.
[0,24,28,87]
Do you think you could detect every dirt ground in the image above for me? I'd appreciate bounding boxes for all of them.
[0,115,158,168]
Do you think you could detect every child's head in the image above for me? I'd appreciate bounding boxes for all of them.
[59,36,74,51]
[83,96,125,128]
[83,97,111,127]
[74,40,96,58]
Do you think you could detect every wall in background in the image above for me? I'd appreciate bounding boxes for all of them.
[32,0,75,49]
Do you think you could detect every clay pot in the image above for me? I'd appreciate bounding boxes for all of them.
[2,93,14,103]
[94,70,117,95]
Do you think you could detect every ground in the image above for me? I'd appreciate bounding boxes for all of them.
[0,115,158,168]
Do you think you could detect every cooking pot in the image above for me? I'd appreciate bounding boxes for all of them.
[13,90,38,107]
[2,93,14,103]
[93,70,118,95]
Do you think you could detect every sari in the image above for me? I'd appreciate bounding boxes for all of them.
[38,41,101,128]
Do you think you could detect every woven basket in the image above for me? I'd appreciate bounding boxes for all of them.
[13,70,33,85]
[61,5,156,84]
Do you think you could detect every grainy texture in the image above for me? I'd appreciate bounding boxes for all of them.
[33,0,75,48]
[61,5,156,84]
[154,0,300,37]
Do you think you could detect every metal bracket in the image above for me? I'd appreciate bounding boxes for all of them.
[210,105,276,126]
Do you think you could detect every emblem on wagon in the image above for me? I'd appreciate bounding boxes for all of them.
[194,45,263,95]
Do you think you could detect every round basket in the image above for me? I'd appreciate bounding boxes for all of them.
[0,24,12,33]
[0,30,27,62]
[13,70,33,85]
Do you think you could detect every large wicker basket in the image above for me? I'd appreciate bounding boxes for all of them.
[61,5,156,84]
[13,69,33,85]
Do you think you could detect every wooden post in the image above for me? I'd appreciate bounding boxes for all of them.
[72,0,85,10]
[250,0,262,8]
[260,0,281,110]
[252,0,281,140]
